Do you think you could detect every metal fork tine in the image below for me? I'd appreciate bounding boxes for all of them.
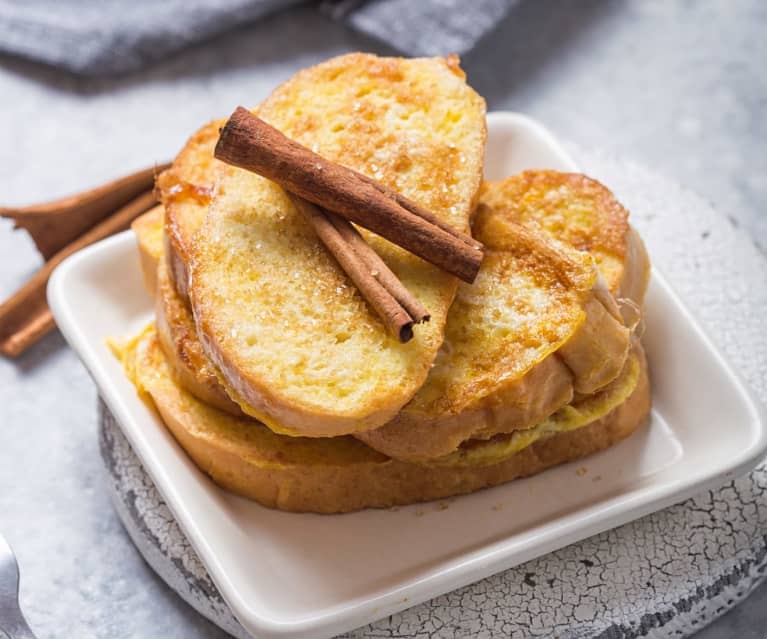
[0,534,38,639]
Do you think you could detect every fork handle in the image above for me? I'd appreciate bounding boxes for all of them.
[0,609,38,639]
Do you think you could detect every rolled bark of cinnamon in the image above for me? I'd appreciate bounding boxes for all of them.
[0,190,158,357]
[289,195,424,343]
[327,215,430,324]
[214,107,484,284]
[1,163,169,259]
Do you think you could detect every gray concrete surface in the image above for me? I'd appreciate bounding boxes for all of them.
[0,1,765,637]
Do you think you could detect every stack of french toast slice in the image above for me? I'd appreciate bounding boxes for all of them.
[118,53,651,513]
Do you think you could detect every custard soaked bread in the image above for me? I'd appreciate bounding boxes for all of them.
[156,120,224,304]
[138,210,629,452]
[189,54,487,437]
[119,52,655,514]
[134,169,638,462]
[477,171,651,305]
[155,257,245,416]
[357,208,631,461]
[358,171,647,461]
[122,327,649,513]
[130,205,164,297]
[130,207,245,415]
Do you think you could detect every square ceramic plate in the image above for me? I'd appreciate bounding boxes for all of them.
[48,112,767,639]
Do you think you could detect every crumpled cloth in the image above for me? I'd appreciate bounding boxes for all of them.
[0,0,516,75]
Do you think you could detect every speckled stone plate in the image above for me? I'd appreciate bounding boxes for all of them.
[55,118,767,638]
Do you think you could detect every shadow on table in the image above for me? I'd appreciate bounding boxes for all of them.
[11,330,68,375]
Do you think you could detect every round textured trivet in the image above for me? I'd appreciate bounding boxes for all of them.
[99,151,767,639]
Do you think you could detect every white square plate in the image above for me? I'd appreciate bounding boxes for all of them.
[48,112,767,639]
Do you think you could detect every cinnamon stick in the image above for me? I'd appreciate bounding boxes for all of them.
[327,215,430,324]
[214,107,484,283]
[1,163,169,259]
[0,190,158,357]
[353,172,479,249]
[290,195,426,342]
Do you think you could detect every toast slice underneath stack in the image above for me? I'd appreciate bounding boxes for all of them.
[121,326,649,513]
[189,54,487,438]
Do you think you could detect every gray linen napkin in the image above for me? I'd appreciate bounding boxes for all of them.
[0,0,516,76]
[322,0,516,57]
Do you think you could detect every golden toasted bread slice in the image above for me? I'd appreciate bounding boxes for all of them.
[357,212,631,461]
[189,54,487,437]
[121,326,649,513]
[155,256,245,416]
[430,339,647,469]
[156,120,224,303]
[130,207,246,415]
[130,205,164,297]
[477,171,651,304]
[133,196,632,461]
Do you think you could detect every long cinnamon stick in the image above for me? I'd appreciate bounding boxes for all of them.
[353,172,479,249]
[214,107,484,283]
[0,190,158,357]
[327,215,430,324]
[1,163,169,259]
[289,195,424,342]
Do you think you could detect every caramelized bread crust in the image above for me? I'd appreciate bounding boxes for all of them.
[130,205,164,297]
[189,54,487,437]
[357,213,631,461]
[477,171,650,303]
[155,257,245,416]
[620,227,651,306]
[129,208,239,414]
[156,120,224,303]
[355,171,650,462]
[126,328,649,513]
